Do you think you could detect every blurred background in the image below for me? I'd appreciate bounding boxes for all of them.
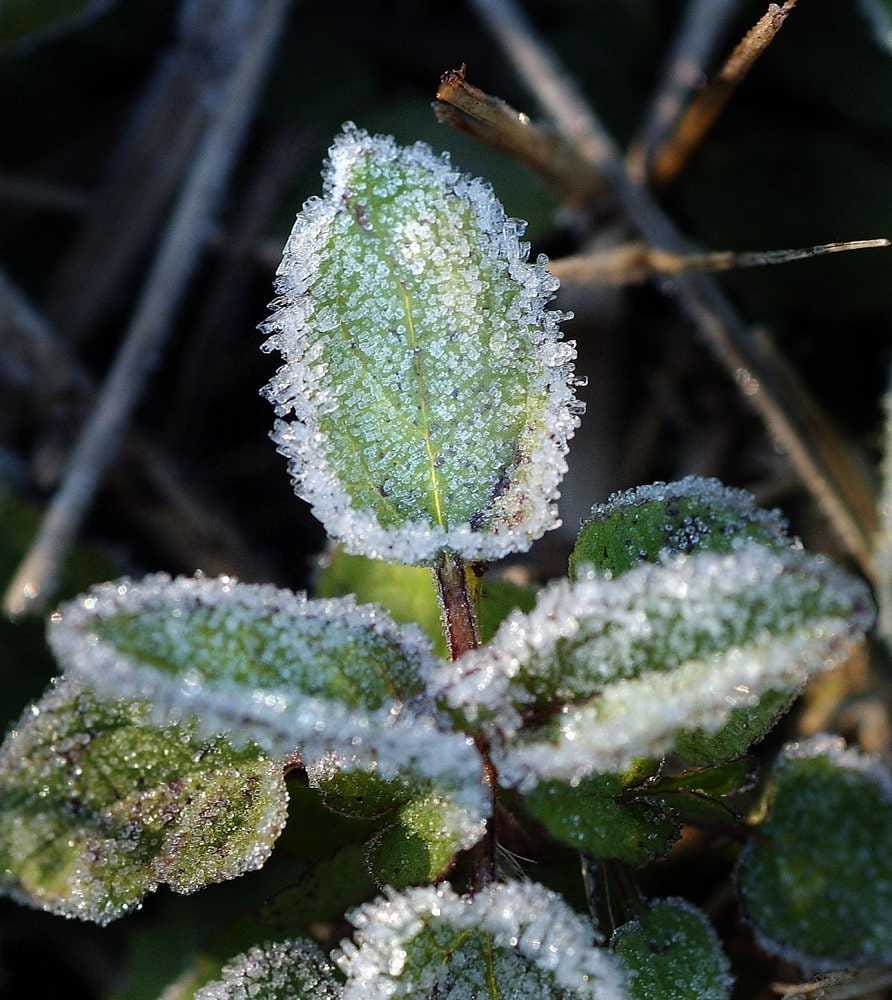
[2,0,892,995]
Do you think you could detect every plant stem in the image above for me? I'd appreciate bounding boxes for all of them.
[435,550,481,660]
[434,551,497,889]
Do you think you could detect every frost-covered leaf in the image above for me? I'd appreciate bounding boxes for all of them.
[523,761,679,866]
[570,477,789,580]
[611,899,733,1000]
[50,574,489,829]
[571,477,797,766]
[195,939,342,999]
[262,123,580,564]
[0,679,287,925]
[364,791,474,888]
[307,752,486,884]
[336,880,627,998]
[673,687,796,766]
[435,544,871,789]
[738,735,892,971]
[0,0,118,48]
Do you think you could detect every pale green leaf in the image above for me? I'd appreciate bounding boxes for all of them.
[0,679,287,925]
[262,124,580,564]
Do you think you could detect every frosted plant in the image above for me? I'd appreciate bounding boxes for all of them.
[261,123,580,565]
[0,128,885,997]
[194,940,342,1000]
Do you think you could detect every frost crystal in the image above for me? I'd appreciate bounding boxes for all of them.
[336,880,628,998]
[195,939,342,999]
[0,678,287,925]
[50,574,489,832]
[262,123,580,564]
[738,735,892,971]
[433,544,872,788]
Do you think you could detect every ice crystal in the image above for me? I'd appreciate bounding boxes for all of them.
[262,123,580,564]
[0,678,287,924]
[570,476,790,579]
[50,574,489,837]
[738,735,892,971]
[336,880,628,999]
[611,898,733,1000]
[195,939,342,999]
[433,544,872,788]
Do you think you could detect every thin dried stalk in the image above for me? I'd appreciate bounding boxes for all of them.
[549,239,890,288]
[434,67,606,202]
[0,270,274,585]
[463,0,879,581]
[628,0,739,181]
[3,0,292,618]
[772,967,892,999]
[650,0,798,185]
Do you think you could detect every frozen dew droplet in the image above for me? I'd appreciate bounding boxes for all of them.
[335,880,628,998]
[262,123,580,564]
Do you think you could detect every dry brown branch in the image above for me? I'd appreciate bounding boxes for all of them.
[2,0,292,619]
[462,0,879,581]
[772,967,892,998]
[628,0,739,182]
[650,0,798,185]
[434,66,606,202]
[548,239,890,288]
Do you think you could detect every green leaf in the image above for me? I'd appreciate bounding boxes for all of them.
[50,574,488,831]
[316,547,447,655]
[523,762,679,866]
[570,476,789,580]
[262,123,580,565]
[364,792,473,888]
[308,758,413,820]
[0,0,116,48]
[336,880,627,998]
[645,758,754,798]
[673,687,797,766]
[195,939,342,1000]
[262,843,377,932]
[316,546,537,658]
[0,679,287,924]
[436,542,872,789]
[571,477,797,765]
[738,736,892,970]
[612,899,733,1000]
